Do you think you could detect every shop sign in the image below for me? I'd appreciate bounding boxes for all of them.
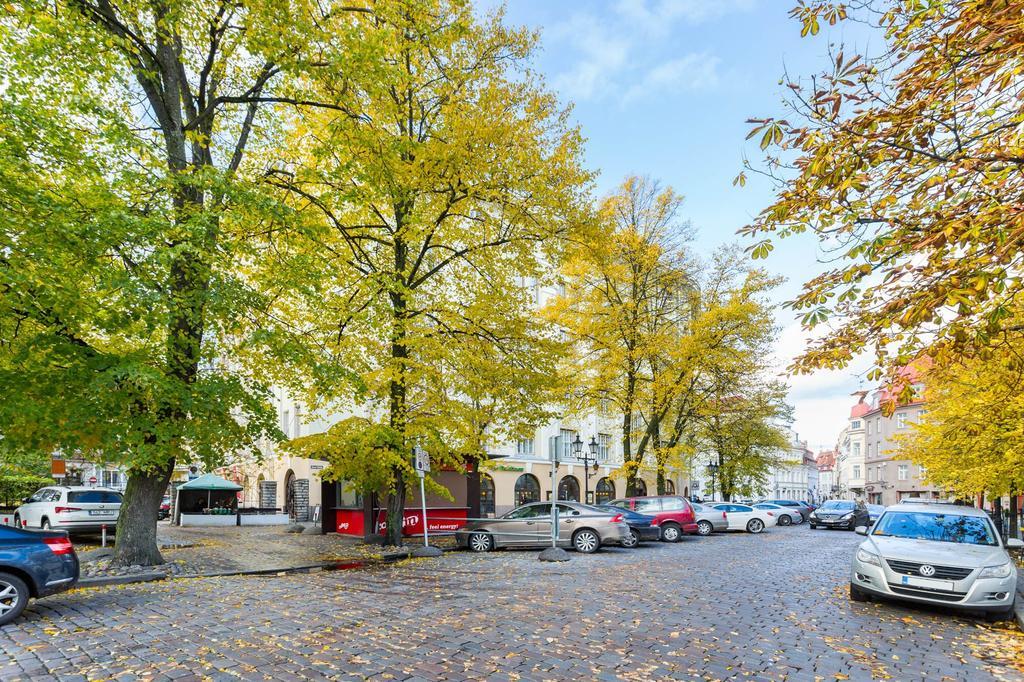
[374,508,468,536]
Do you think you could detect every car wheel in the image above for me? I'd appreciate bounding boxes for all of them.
[40,518,51,530]
[572,529,600,554]
[696,520,714,536]
[849,583,870,602]
[621,529,640,548]
[467,532,493,553]
[746,518,765,534]
[0,572,30,627]
[777,515,791,527]
[986,602,1015,622]
[660,523,681,542]
[12,514,20,528]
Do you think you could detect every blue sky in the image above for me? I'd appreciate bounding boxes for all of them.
[495,0,881,452]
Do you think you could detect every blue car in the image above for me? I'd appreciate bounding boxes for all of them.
[0,524,79,626]
[592,504,660,547]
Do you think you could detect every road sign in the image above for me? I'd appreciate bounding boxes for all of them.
[88,476,97,484]
[414,447,430,473]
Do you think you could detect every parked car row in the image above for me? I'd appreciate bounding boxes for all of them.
[455,494,810,554]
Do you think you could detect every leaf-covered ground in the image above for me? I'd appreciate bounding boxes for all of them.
[3,525,1022,680]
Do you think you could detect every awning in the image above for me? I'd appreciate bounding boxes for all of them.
[177,473,243,491]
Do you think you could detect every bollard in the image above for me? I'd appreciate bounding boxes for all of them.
[101,524,107,547]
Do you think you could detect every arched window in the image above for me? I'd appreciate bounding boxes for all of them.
[480,474,496,516]
[595,477,615,504]
[634,479,648,496]
[557,475,580,501]
[665,479,675,495]
[514,474,541,507]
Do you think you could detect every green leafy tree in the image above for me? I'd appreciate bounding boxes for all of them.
[697,383,791,501]
[0,0,363,565]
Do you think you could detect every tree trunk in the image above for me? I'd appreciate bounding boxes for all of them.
[112,461,173,566]
[385,230,409,547]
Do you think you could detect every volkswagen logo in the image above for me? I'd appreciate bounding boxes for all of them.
[919,564,936,577]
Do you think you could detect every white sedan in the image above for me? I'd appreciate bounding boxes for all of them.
[753,503,803,526]
[706,503,778,533]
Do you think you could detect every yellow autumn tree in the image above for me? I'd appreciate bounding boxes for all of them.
[549,176,786,495]
[897,345,1024,536]
[258,0,589,545]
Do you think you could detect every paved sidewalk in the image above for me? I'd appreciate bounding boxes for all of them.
[77,524,444,580]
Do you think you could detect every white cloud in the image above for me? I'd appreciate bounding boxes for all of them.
[545,0,752,104]
[614,0,757,36]
[622,53,721,102]
[771,320,874,453]
[549,13,630,100]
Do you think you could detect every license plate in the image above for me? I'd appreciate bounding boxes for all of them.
[901,575,954,591]
[89,510,115,516]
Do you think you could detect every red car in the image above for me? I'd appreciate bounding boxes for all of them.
[608,495,699,542]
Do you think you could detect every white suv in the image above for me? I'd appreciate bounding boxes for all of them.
[13,486,122,533]
[850,501,1022,620]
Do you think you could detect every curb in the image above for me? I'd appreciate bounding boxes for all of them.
[74,547,437,587]
[1015,581,1024,632]
[76,573,167,588]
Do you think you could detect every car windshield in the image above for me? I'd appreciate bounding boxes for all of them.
[820,501,854,511]
[872,511,998,546]
[68,491,123,504]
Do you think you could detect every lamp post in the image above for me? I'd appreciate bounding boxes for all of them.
[569,434,601,504]
[706,461,720,502]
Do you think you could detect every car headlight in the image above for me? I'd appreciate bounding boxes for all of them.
[810,512,818,519]
[856,548,881,566]
[979,562,1012,579]
[840,512,854,519]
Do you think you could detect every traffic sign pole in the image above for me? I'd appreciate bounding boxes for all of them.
[418,469,429,548]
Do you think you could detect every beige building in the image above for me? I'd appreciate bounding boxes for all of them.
[838,363,938,506]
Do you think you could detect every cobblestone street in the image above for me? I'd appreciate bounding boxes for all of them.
[2,526,1023,681]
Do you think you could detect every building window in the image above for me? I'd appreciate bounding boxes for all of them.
[853,465,861,479]
[559,429,577,461]
[598,433,611,461]
[852,443,861,457]
[665,479,675,494]
[896,412,907,429]
[876,418,881,433]
[595,477,615,504]
[514,474,541,507]
[866,421,871,435]
[557,475,580,501]
[634,479,648,496]
[851,420,861,430]
[866,444,872,458]
[479,474,495,516]
[516,438,534,457]
[897,464,908,481]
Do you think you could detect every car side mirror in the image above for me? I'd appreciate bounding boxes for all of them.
[854,526,868,536]
[22,497,32,504]
[1006,538,1024,550]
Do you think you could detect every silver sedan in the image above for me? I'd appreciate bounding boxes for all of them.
[455,501,630,553]
[690,502,730,535]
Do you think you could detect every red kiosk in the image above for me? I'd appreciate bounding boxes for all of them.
[322,462,484,539]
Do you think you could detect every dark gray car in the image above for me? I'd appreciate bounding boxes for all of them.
[455,502,630,553]
[760,499,813,521]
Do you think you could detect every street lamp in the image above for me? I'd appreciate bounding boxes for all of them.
[706,461,720,502]
[568,433,601,503]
